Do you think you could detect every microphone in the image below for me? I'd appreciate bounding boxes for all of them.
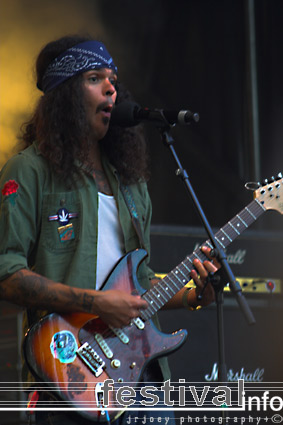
[110,101,200,127]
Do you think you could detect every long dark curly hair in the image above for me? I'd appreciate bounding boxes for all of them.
[22,35,150,184]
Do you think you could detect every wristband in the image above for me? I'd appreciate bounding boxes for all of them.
[182,287,202,311]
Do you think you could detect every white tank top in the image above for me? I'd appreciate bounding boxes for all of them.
[96,192,125,290]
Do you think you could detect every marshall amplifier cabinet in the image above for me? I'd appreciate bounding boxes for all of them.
[149,225,283,383]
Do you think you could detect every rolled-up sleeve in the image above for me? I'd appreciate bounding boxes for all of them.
[0,150,44,281]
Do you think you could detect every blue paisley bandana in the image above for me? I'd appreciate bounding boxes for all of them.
[40,41,117,93]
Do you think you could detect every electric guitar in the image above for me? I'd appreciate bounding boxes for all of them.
[24,176,283,422]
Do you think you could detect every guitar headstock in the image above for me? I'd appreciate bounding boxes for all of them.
[253,173,283,214]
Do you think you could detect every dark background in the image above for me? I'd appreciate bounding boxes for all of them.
[96,0,283,233]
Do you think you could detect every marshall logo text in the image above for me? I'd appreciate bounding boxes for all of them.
[205,362,264,382]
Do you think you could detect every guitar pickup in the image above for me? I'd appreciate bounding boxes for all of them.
[132,317,145,330]
[109,326,129,344]
[95,333,113,359]
[77,342,105,377]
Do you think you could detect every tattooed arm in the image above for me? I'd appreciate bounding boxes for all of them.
[0,269,147,328]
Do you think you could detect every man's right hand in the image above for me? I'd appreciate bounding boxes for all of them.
[92,290,148,328]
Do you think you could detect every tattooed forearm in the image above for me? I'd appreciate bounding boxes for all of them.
[0,269,95,314]
[11,270,54,305]
[82,293,95,313]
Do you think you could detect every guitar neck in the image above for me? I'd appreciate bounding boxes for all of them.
[141,198,266,320]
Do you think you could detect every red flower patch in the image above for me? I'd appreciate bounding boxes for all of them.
[1,180,19,196]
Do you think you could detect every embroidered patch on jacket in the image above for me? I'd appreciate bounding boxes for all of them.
[48,207,78,225]
[58,223,75,242]
[1,180,19,205]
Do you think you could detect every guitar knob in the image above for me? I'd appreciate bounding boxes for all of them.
[111,359,121,369]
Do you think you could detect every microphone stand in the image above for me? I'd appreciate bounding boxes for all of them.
[156,122,255,420]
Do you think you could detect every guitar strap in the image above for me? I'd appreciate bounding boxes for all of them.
[116,182,164,384]
[119,182,146,250]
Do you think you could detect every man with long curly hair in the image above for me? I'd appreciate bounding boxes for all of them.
[0,35,217,425]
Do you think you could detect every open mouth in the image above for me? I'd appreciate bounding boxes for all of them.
[99,104,113,117]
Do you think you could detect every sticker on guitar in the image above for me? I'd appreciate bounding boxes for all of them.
[50,331,78,364]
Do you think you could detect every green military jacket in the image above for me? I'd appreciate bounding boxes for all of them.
[0,142,170,381]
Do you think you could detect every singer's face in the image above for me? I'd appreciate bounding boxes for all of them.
[82,68,117,142]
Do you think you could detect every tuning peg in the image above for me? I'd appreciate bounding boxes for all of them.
[262,177,276,185]
[244,181,260,191]
[278,172,283,179]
